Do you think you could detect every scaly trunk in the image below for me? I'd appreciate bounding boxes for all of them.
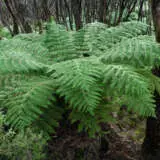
[142,92,160,159]
[142,0,160,159]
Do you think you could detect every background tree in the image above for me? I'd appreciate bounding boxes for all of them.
[0,0,149,34]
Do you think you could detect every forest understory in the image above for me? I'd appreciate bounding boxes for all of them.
[1,0,160,160]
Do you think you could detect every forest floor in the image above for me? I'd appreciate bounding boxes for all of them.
[47,110,145,160]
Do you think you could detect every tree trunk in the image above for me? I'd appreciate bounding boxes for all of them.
[41,0,51,21]
[152,0,160,42]
[71,0,82,30]
[4,0,19,36]
[64,0,73,30]
[142,0,160,159]
[138,0,145,21]
[98,0,107,23]
[98,0,105,23]
[13,18,19,35]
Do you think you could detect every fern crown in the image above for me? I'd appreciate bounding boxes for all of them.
[0,20,159,136]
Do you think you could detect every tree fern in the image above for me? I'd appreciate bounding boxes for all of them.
[0,20,159,137]
[101,21,149,48]
[76,21,150,55]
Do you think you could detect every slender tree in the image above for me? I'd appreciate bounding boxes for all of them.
[71,0,82,30]
[4,0,19,35]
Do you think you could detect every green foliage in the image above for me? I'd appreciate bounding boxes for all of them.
[0,112,47,160]
[49,58,103,114]
[44,21,76,62]
[0,20,159,138]
[4,77,55,128]
[83,21,150,53]
[0,26,11,39]
[101,36,160,67]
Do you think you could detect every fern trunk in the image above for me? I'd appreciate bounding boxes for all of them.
[142,0,160,159]
[142,92,160,159]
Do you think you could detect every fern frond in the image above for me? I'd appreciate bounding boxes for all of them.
[14,33,44,42]
[98,21,149,50]
[0,51,46,74]
[73,29,91,57]
[49,58,103,114]
[1,77,55,129]
[73,21,150,57]
[126,95,155,117]
[70,110,101,137]
[101,36,160,68]
[33,104,64,136]
[0,39,50,66]
[44,21,76,62]
[75,22,107,54]
[137,69,160,95]
[103,64,155,116]
[70,102,116,137]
